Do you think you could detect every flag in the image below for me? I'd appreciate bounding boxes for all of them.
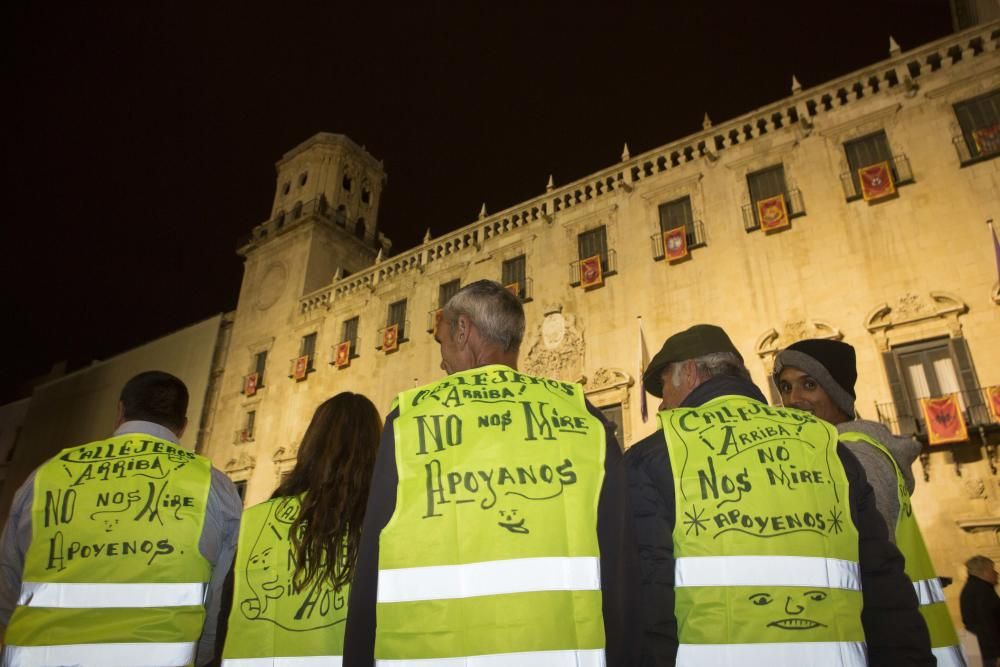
[243,372,258,396]
[986,386,1000,424]
[756,194,789,232]
[383,324,399,353]
[990,220,1000,286]
[972,123,1000,155]
[580,255,604,288]
[335,341,351,368]
[292,356,309,381]
[859,161,896,201]
[663,227,688,262]
[638,317,650,423]
[920,394,968,445]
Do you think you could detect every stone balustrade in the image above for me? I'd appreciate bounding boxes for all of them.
[298,20,999,316]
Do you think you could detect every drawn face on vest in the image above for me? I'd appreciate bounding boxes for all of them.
[777,367,849,425]
[497,507,529,534]
[749,589,829,630]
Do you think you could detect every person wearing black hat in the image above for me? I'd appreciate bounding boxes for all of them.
[774,339,965,666]
[626,324,932,666]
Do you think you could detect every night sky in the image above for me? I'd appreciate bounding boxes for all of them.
[2,1,952,401]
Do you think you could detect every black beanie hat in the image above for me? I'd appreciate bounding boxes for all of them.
[772,339,858,418]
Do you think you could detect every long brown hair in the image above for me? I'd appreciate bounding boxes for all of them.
[273,392,382,592]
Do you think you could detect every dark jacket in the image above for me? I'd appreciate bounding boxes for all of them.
[625,375,933,666]
[960,574,1000,660]
[344,400,640,666]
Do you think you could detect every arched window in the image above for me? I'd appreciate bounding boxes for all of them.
[292,202,303,220]
[343,174,353,191]
[335,205,347,226]
[355,218,366,239]
[275,211,285,228]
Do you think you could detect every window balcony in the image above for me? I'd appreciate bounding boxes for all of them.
[376,322,410,349]
[953,132,1000,167]
[651,221,707,260]
[840,154,914,201]
[742,189,805,233]
[287,356,315,380]
[569,249,618,286]
[874,385,996,440]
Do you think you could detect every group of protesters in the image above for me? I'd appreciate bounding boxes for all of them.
[0,279,997,666]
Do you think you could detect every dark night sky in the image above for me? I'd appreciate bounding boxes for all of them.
[1,1,952,401]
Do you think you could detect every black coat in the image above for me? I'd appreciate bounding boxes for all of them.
[960,574,1000,660]
[625,375,933,666]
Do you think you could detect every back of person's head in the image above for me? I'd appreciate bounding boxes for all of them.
[119,371,188,433]
[275,392,382,591]
[443,280,525,352]
[966,554,995,577]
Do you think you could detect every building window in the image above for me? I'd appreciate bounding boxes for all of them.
[599,403,624,444]
[355,219,366,239]
[300,332,317,370]
[841,130,912,200]
[502,255,528,299]
[743,164,804,231]
[439,279,461,308]
[388,299,408,341]
[245,411,256,441]
[233,480,247,502]
[342,316,359,357]
[578,226,608,269]
[878,337,985,436]
[298,172,308,187]
[362,188,371,204]
[292,202,303,219]
[253,351,267,387]
[343,174,353,191]
[954,89,1000,163]
[658,196,706,249]
[282,182,290,195]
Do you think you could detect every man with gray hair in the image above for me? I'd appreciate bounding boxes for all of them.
[626,324,932,666]
[345,280,639,666]
[961,555,1000,666]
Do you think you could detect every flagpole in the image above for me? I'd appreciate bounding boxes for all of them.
[638,315,649,423]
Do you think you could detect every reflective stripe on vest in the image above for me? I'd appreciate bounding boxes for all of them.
[377,556,600,603]
[222,658,344,667]
[1,641,196,667]
[933,645,968,667]
[375,365,606,662]
[840,430,964,661]
[913,577,945,605]
[221,497,349,664]
[675,555,861,590]
[662,396,865,657]
[18,581,207,608]
[375,648,605,667]
[675,641,866,666]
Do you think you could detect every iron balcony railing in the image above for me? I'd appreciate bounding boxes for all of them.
[875,385,995,439]
[376,321,410,349]
[742,189,805,233]
[953,129,1000,166]
[650,220,707,260]
[569,249,618,286]
[840,154,914,201]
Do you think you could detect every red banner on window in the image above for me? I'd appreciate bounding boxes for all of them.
[756,194,789,233]
[920,394,968,445]
[383,324,399,353]
[580,255,604,289]
[292,355,309,381]
[431,309,444,337]
[859,161,896,201]
[987,386,1000,424]
[972,124,1000,155]
[663,227,688,262]
[243,372,258,396]
[335,341,351,368]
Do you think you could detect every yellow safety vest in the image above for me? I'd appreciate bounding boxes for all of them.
[375,364,607,666]
[221,495,349,666]
[841,431,966,667]
[661,395,866,666]
[4,434,212,667]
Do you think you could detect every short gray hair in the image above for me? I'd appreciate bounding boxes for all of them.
[443,280,525,352]
[670,352,750,388]
[966,555,994,574]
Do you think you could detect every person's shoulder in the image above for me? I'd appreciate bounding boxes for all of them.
[625,430,667,467]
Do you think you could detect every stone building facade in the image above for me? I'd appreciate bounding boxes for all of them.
[200,22,1000,632]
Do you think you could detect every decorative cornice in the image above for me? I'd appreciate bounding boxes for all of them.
[816,103,902,140]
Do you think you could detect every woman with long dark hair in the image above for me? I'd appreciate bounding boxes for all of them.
[219,392,382,665]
